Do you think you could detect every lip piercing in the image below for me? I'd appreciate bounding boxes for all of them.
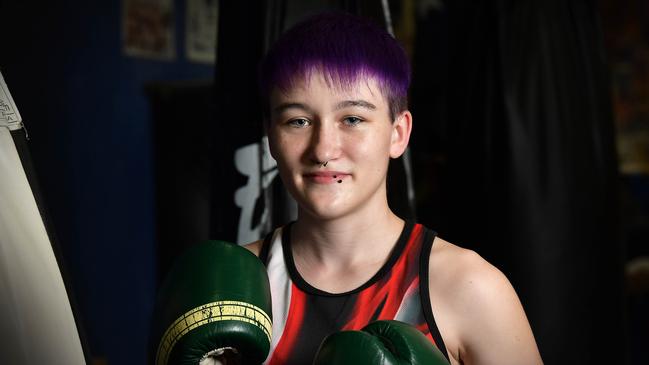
[321,161,329,167]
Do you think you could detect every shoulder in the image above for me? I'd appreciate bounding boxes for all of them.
[243,225,283,258]
[243,240,263,257]
[428,237,542,364]
[427,238,508,332]
[428,238,505,298]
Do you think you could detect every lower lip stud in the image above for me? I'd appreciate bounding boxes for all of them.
[337,180,342,183]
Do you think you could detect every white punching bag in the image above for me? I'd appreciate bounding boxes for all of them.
[0,71,86,364]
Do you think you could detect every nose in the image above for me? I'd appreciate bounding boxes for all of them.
[308,121,341,165]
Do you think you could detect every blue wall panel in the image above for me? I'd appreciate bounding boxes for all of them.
[1,1,214,363]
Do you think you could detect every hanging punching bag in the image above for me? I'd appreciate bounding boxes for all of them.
[0,71,87,364]
[434,1,624,363]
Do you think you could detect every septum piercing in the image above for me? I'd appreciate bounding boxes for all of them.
[318,160,342,183]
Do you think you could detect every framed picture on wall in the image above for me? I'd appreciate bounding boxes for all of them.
[122,0,176,60]
[185,0,218,64]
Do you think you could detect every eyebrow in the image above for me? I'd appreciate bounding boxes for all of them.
[335,100,377,111]
[272,103,312,116]
[272,99,377,116]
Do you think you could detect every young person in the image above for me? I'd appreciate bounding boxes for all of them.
[246,12,543,365]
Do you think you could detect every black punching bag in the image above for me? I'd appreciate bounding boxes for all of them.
[210,0,280,244]
[421,1,624,363]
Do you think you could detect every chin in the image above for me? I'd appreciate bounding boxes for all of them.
[303,208,348,221]
[298,198,352,221]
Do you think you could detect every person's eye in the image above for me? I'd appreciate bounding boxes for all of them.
[288,118,310,128]
[343,116,364,126]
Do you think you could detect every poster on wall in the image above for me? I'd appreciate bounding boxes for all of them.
[122,0,176,60]
[185,0,218,64]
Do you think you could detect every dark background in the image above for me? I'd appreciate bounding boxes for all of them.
[1,1,212,363]
[2,0,648,364]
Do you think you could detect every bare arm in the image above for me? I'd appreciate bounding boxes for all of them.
[430,241,542,365]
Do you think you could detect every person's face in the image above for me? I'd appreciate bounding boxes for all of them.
[267,71,412,220]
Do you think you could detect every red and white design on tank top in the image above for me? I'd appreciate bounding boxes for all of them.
[259,221,449,364]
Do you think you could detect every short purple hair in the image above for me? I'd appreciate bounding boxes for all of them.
[259,12,411,121]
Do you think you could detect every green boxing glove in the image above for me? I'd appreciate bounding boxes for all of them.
[313,320,449,365]
[151,241,272,365]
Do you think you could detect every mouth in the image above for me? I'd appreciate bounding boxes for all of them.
[303,171,350,184]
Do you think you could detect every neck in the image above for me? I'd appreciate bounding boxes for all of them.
[291,204,404,270]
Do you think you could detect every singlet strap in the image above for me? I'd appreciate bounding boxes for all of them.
[282,221,415,296]
[419,228,451,363]
[259,229,275,266]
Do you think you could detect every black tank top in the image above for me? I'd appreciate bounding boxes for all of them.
[259,221,450,364]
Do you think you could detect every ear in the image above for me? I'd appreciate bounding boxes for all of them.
[389,110,413,159]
